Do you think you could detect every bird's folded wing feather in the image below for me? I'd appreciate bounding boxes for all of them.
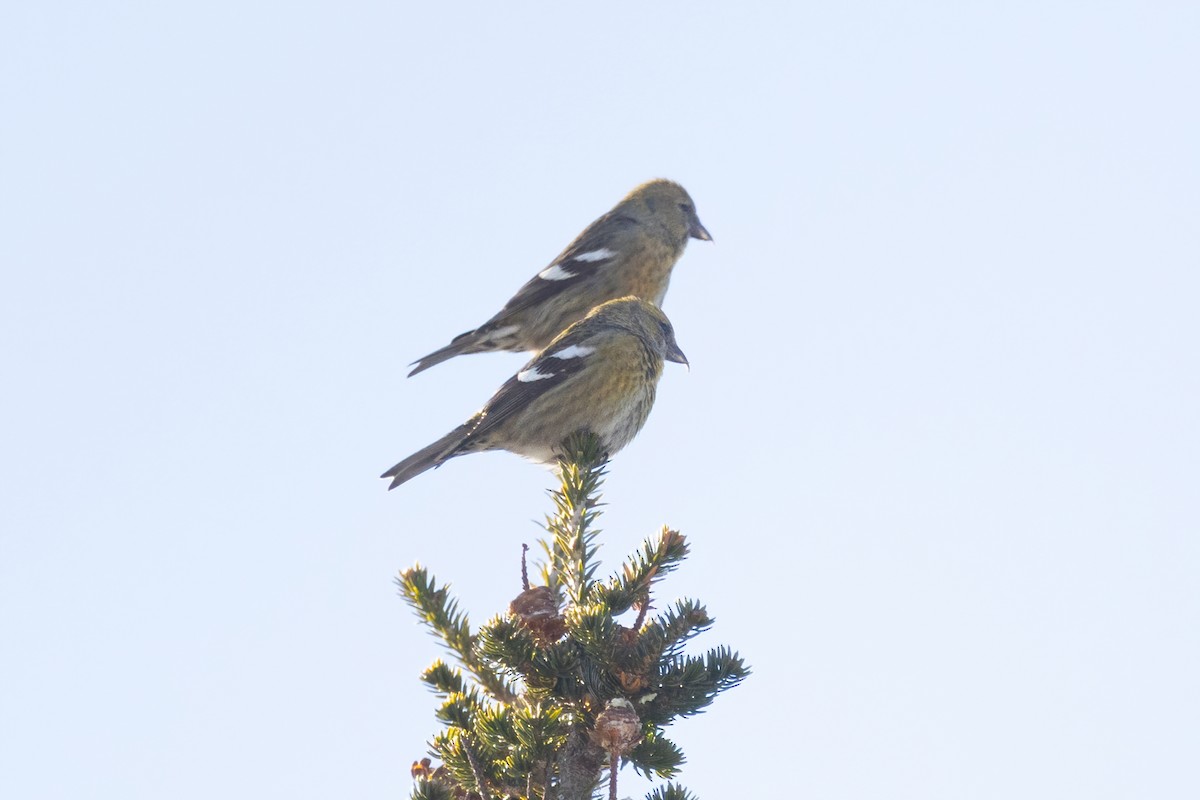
[465,332,599,441]
[492,215,635,317]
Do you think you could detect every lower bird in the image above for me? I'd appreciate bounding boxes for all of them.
[381,297,688,489]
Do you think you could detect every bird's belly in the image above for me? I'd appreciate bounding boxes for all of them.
[588,386,654,455]
[502,376,655,463]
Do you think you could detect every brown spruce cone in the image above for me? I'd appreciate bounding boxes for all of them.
[508,586,567,643]
[591,698,642,755]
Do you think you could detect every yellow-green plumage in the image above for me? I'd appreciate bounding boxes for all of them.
[382,297,687,489]
[407,179,709,376]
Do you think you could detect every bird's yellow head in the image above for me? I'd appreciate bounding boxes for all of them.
[617,179,712,245]
[585,296,689,367]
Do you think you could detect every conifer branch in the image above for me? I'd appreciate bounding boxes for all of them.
[410,777,455,800]
[544,432,607,607]
[402,430,746,800]
[629,730,686,779]
[420,660,467,698]
[645,783,699,800]
[652,646,749,721]
[398,567,519,703]
[462,736,492,800]
[635,599,713,671]
[594,528,690,616]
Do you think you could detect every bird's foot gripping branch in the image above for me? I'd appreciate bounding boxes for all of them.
[397,433,748,800]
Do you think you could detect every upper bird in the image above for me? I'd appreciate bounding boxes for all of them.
[382,297,688,489]
[407,179,710,377]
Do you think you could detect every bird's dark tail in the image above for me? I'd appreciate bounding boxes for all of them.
[380,423,473,489]
[407,329,483,377]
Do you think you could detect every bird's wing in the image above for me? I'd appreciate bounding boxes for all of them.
[491,215,637,318]
[464,330,600,442]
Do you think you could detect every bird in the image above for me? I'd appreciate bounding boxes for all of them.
[382,297,688,489]
[407,179,710,376]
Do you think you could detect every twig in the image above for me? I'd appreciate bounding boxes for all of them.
[632,599,650,633]
[521,543,531,590]
[463,738,490,800]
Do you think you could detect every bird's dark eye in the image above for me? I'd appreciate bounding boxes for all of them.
[678,203,693,214]
[659,320,673,338]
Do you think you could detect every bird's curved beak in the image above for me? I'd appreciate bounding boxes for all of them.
[666,343,689,369]
[689,218,712,242]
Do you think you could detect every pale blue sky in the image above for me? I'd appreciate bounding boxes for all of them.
[2,3,1197,798]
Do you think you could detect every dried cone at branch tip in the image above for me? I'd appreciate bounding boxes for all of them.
[410,758,456,792]
[614,623,640,649]
[612,623,651,693]
[509,586,566,643]
[591,698,642,755]
[408,178,711,376]
[381,297,688,489]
